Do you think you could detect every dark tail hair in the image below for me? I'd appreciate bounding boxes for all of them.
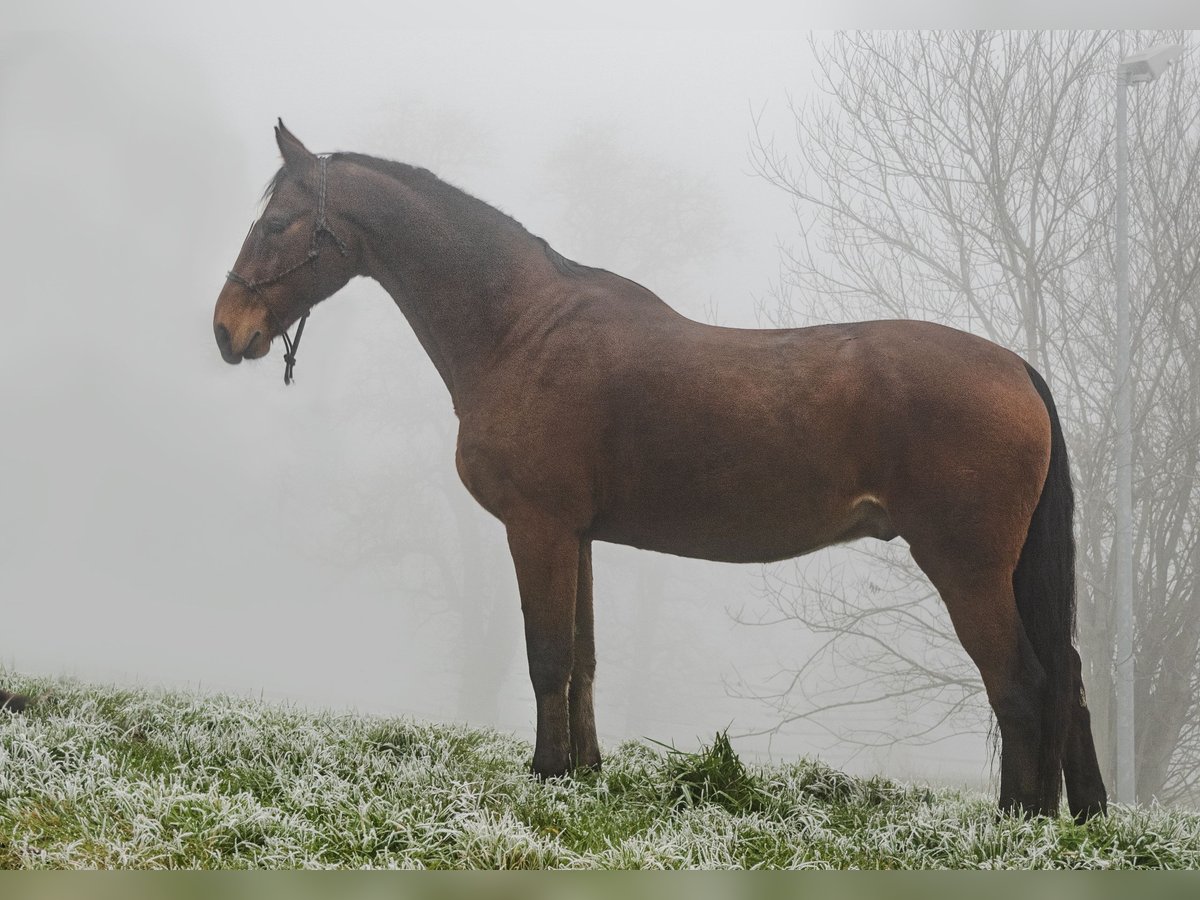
[1012,362,1076,811]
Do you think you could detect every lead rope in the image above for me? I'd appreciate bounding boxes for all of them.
[280,313,307,385]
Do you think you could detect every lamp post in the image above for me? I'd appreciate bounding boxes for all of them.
[1113,41,1183,807]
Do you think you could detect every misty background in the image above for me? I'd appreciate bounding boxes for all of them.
[4,9,1197,803]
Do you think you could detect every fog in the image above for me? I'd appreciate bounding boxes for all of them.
[1,7,993,790]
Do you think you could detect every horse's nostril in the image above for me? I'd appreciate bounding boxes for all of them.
[241,330,263,357]
[215,322,232,351]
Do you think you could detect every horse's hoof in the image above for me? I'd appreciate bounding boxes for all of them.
[570,754,603,774]
[530,753,572,780]
[1071,799,1108,824]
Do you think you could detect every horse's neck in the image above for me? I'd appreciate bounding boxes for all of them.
[353,170,547,407]
[370,262,509,404]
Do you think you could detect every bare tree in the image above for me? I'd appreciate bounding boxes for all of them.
[739,30,1200,804]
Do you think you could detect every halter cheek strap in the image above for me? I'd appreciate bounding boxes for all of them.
[226,155,347,385]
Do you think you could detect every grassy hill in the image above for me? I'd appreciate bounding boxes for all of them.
[0,673,1198,869]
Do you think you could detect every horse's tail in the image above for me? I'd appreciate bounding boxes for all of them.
[1012,361,1076,812]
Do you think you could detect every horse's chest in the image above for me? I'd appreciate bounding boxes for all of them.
[454,416,596,528]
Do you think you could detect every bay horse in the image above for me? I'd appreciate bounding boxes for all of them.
[212,122,1107,821]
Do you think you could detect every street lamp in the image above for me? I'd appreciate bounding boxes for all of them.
[1113,41,1184,807]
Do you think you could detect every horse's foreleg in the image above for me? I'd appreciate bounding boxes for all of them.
[1062,646,1108,822]
[569,541,601,770]
[507,513,579,778]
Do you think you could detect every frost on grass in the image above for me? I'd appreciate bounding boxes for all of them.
[1,672,1200,869]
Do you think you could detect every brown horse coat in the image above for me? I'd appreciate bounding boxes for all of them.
[213,124,1107,820]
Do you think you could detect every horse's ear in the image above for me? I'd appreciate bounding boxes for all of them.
[275,119,316,171]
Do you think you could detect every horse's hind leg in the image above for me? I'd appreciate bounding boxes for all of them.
[507,511,580,778]
[1062,646,1107,822]
[569,541,601,770]
[914,555,1052,816]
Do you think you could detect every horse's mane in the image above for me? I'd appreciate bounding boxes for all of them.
[263,152,591,279]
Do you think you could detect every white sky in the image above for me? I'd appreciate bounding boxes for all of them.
[0,8,816,748]
[5,2,1172,786]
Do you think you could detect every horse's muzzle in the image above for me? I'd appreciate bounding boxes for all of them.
[214,322,268,364]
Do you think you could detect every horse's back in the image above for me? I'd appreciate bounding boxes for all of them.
[584,316,1049,562]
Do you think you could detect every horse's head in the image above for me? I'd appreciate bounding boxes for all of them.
[213,122,359,368]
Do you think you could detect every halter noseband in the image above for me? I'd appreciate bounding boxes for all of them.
[226,155,347,385]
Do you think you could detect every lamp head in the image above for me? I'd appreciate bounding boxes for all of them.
[1119,44,1185,83]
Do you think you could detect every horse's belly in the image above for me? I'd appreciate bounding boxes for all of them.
[592,527,834,564]
[589,481,895,564]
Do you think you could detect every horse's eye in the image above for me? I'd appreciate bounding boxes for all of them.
[263,216,288,235]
